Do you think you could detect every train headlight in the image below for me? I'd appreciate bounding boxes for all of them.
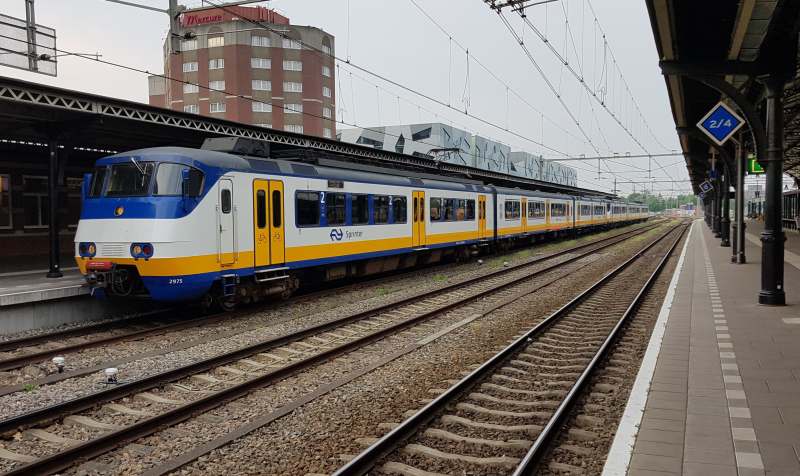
[79,242,96,258]
[130,243,154,259]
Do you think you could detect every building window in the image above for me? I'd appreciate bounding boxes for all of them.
[251,57,271,69]
[207,36,224,48]
[285,124,303,134]
[210,102,226,113]
[283,60,302,71]
[322,86,331,98]
[323,128,332,138]
[282,38,301,50]
[283,81,303,93]
[182,61,198,73]
[183,83,199,94]
[0,174,11,229]
[22,176,48,228]
[322,107,332,119]
[252,79,271,91]
[251,35,270,47]
[322,44,332,55]
[252,101,272,113]
[255,123,272,128]
[181,38,197,51]
[208,58,224,70]
[322,65,331,77]
[209,80,225,91]
[285,103,302,114]
[184,104,199,114]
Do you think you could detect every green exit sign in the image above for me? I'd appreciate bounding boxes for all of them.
[747,155,764,174]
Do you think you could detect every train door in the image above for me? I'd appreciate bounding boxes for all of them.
[252,179,285,267]
[412,191,427,247]
[521,198,528,232]
[253,180,269,267]
[218,178,235,265]
[478,194,487,239]
[269,181,285,264]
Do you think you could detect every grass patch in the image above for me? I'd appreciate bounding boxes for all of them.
[23,383,38,393]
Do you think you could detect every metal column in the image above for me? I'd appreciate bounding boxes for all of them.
[713,176,722,236]
[721,164,731,247]
[46,140,62,278]
[759,78,785,305]
[735,139,746,263]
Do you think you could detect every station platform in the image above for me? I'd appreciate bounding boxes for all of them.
[745,220,800,270]
[604,220,800,476]
[0,267,87,307]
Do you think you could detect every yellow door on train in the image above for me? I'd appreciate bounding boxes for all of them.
[521,198,528,232]
[478,194,487,239]
[253,180,270,267]
[269,180,285,264]
[412,191,426,247]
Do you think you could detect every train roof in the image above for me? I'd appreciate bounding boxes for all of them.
[100,147,495,193]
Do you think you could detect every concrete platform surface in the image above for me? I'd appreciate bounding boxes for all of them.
[606,220,800,476]
[745,220,800,270]
[0,268,87,307]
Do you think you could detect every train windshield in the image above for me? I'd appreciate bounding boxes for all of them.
[105,161,155,197]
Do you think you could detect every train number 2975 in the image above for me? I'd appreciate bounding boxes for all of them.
[168,278,183,285]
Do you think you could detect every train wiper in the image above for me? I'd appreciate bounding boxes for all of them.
[130,156,145,175]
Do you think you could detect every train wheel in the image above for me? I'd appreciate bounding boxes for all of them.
[219,297,237,312]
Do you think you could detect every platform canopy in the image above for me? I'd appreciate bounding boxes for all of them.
[646,0,800,194]
[0,75,615,199]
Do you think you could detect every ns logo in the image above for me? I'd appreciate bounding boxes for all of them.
[329,228,344,241]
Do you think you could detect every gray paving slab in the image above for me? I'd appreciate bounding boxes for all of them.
[617,221,800,475]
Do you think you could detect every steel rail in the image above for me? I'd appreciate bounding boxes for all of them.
[0,309,172,354]
[332,222,686,476]
[511,223,688,475]
[1,223,663,475]
[0,223,657,400]
[0,221,658,436]
[0,221,655,368]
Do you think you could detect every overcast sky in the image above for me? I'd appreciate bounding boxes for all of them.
[1,0,692,196]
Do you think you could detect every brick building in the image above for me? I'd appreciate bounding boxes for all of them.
[148,5,336,138]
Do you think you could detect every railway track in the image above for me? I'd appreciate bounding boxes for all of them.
[0,222,660,396]
[0,222,666,475]
[333,222,687,476]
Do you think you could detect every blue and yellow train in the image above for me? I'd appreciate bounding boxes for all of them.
[74,142,648,308]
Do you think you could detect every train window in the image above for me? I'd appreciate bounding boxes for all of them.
[430,198,441,221]
[505,200,520,220]
[326,192,346,226]
[551,203,566,217]
[296,191,320,226]
[392,196,407,223]
[466,200,475,220]
[373,195,390,224]
[581,204,591,216]
[106,162,154,197]
[454,199,466,220]
[413,197,418,223]
[420,197,425,222]
[89,167,107,197]
[272,190,281,227]
[351,194,369,225]
[528,201,543,219]
[154,164,204,196]
[221,189,232,214]
[443,199,456,221]
[256,190,266,228]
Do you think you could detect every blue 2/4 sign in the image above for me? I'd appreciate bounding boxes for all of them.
[697,102,745,146]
